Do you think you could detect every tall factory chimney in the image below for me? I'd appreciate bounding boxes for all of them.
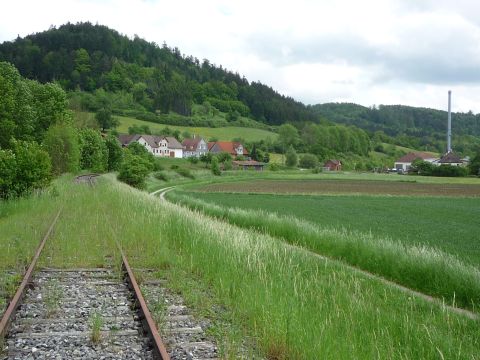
[447,90,452,153]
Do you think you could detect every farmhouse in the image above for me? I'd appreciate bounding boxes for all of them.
[182,136,208,158]
[394,152,437,172]
[323,159,342,171]
[208,141,248,157]
[118,134,183,158]
[232,160,266,171]
[436,152,464,166]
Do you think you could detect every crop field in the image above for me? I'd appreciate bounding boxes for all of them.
[195,178,480,196]
[178,191,480,267]
[1,175,479,358]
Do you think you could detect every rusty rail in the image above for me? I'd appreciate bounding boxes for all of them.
[0,209,62,339]
[118,245,170,360]
[74,174,99,186]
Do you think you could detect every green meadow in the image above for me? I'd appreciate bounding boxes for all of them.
[177,191,480,266]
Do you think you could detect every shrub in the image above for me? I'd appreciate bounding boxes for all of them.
[117,153,151,189]
[211,157,221,176]
[0,140,52,199]
[105,135,124,171]
[126,142,155,170]
[431,165,468,177]
[79,129,108,172]
[299,154,319,169]
[268,163,280,171]
[223,159,233,171]
[154,171,169,182]
[285,146,298,167]
[43,123,80,175]
[175,167,195,179]
[187,156,199,164]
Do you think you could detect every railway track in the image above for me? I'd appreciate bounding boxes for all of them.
[74,174,99,186]
[0,210,171,360]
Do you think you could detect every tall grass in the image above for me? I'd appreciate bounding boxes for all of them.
[99,178,478,359]
[166,191,480,311]
[0,182,64,310]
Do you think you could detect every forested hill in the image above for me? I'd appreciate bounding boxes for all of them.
[0,22,316,125]
[311,103,480,138]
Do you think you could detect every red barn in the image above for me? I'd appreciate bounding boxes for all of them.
[323,159,342,171]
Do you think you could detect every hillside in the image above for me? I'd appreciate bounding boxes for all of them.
[312,103,480,154]
[75,111,278,142]
[0,22,316,126]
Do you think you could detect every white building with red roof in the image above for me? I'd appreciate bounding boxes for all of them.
[182,136,208,158]
[394,152,438,172]
[118,134,183,158]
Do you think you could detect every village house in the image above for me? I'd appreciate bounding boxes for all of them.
[436,151,465,167]
[182,136,208,158]
[208,141,249,157]
[394,152,437,172]
[323,159,342,171]
[118,134,183,158]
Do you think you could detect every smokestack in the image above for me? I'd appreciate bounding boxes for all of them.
[447,90,452,153]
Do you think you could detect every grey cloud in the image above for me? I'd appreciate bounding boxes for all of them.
[246,26,480,86]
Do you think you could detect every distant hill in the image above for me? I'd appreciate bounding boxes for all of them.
[0,22,316,126]
[311,103,480,153]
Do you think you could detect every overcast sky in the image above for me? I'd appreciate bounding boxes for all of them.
[1,0,480,112]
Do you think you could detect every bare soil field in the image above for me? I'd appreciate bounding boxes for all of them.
[195,179,480,197]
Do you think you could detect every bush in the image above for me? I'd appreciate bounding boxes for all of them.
[126,142,155,170]
[43,123,80,175]
[223,159,233,171]
[0,140,52,199]
[211,157,221,176]
[79,129,108,172]
[299,154,319,169]
[153,158,165,171]
[117,153,151,189]
[187,156,199,164]
[154,171,169,182]
[431,165,468,177]
[175,167,195,179]
[268,163,280,171]
[285,146,298,167]
[105,135,124,171]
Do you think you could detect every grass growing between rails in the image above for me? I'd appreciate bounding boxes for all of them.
[0,184,63,312]
[166,191,480,312]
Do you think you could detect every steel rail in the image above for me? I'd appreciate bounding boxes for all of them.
[117,244,170,360]
[0,209,62,339]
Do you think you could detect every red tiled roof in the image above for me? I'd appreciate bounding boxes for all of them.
[209,141,248,155]
[325,159,341,165]
[182,138,203,151]
[438,152,463,164]
[396,152,435,163]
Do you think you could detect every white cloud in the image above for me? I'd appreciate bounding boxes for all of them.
[1,0,480,112]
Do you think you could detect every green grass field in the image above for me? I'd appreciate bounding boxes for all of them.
[178,191,480,267]
[1,175,479,358]
[115,115,278,142]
